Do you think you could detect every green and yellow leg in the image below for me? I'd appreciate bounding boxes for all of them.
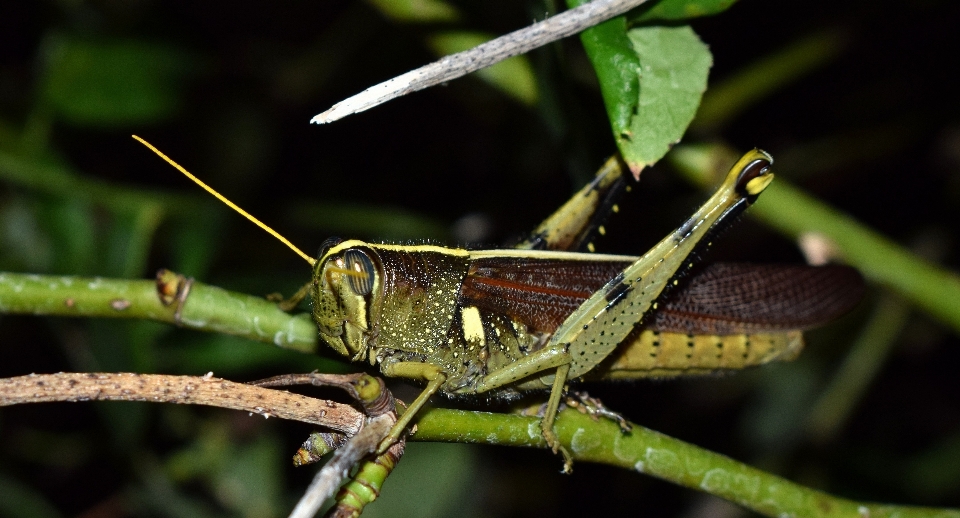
[473,344,575,471]
[377,362,447,454]
[541,363,574,473]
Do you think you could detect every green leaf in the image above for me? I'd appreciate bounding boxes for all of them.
[576,14,641,139]
[365,0,460,22]
[427,32,539,105]
[42,36,196,126]
[630,0,739,23]
[568,0,712,177]
[619,25,711,175]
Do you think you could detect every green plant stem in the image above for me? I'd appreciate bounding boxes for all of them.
[805,293,911,442]
[691,28,847,134]
[0,272,317,353]
[670,143,960,335]
[413,408,959,518]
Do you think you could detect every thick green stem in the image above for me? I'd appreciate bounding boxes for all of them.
[413,408,959,518]
[0,271,317,353]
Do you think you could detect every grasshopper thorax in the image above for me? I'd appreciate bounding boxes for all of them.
[312,238,383,362]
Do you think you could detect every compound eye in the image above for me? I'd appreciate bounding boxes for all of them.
[343,249,375,295]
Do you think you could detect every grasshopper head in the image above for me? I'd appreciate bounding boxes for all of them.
[128,138,383,361]
[311,239,382,362]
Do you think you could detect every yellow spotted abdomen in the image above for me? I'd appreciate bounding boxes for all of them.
[596,330,804,379]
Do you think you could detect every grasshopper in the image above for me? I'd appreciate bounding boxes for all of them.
[134,137,862,471]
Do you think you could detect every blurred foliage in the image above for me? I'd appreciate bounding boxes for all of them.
[41,35,198,127]
[365,0,461,23]
[1,0,959,517]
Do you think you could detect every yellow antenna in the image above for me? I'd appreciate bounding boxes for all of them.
[132,135,316,267]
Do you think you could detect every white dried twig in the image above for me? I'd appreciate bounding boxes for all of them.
[311,0,650,124]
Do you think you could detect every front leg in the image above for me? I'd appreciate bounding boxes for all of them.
[377,362,447,454]
[266,280,314,311]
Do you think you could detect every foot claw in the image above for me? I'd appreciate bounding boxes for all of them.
[564,391,632,432]
[560,447,574,474]
[542,419,575,474]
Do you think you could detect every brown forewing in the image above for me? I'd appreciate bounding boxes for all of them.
[458,256,630,334]
[650,262,865,334]
[458,258,864,336]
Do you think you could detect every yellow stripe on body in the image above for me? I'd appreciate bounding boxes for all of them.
[468,249,636,262]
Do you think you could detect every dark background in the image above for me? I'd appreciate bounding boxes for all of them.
[1,0,959,516]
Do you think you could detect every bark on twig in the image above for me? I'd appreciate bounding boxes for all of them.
[0,372,364,435]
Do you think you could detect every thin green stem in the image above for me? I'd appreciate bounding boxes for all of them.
[805,293,911,442]
[691,29,848,134]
